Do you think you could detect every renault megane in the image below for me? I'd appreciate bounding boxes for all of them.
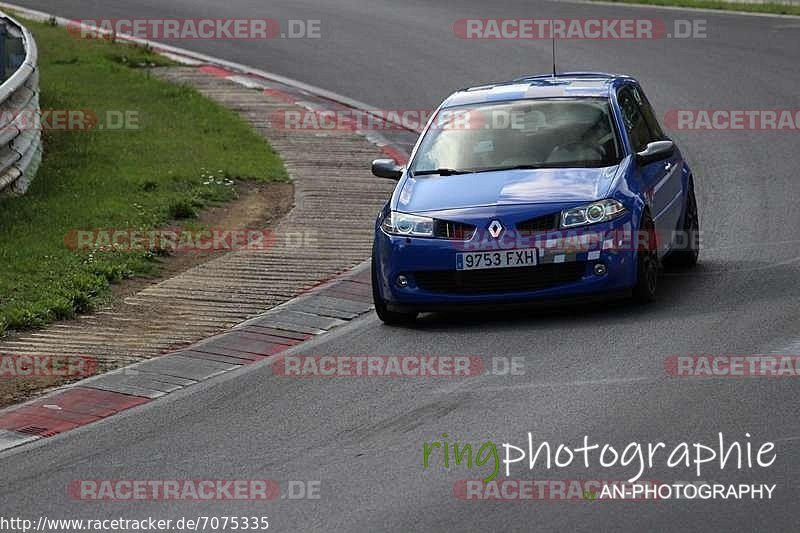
[371,73,699,324]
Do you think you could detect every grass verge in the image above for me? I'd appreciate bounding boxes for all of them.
[0,18,288,335]
[595,0,800,16]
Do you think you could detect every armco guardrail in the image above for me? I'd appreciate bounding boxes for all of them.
[0,12,40,195]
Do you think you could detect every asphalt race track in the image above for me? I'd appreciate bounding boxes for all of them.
[3,0,800,531]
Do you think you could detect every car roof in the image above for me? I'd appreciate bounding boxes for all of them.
[441,72,636,108]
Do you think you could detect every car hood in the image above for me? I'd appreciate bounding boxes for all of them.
[395,166,619,213]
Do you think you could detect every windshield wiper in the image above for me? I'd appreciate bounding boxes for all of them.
[470,164,550,173]
[412,168,471,176]
[413,164,557,176]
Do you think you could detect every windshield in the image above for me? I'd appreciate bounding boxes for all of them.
[411,98,622,174]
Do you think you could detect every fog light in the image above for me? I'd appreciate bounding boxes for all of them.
[396,275,409,288]
[593,263,607,276]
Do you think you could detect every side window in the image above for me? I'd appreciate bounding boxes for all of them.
[618,87,651,152]
[635,87,665,141]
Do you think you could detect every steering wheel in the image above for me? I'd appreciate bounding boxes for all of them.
[549,142,605,161]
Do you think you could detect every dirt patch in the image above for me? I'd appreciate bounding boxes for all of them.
[108,180,294,302]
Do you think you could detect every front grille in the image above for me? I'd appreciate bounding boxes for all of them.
[433,219,476,240]
[516,213,560,234]
[413,262,587,294]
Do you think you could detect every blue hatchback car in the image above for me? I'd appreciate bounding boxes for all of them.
[371,73,699,324]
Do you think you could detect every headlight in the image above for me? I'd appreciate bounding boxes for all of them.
[382,211,435,237]
[561,199,626,228]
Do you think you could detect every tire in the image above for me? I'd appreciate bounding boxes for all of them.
[372,255,417,325]
[633,213,659,303]
[666,181,700,268]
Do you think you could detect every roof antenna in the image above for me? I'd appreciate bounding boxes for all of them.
[550,19,557,78]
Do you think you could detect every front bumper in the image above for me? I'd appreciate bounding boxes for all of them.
[374,212,638,311]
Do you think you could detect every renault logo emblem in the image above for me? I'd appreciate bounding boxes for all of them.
[488,220,504,239]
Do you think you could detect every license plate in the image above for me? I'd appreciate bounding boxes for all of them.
[456,248,538,271]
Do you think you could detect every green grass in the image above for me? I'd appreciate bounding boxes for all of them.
[0,19,288,334]
[597,0,800,16]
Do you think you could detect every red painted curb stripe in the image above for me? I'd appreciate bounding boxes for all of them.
[313,288,371,302]
[263,87,298,104]
[348,270,373,284]
[236,328,305,346]
[199,65,233,78]
[380,145,409,165]
[0,387,149,438]
[238,326,311,342]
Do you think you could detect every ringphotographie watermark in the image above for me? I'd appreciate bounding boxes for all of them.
[423,432,776,484]
[453,18,707,40]
[68,18,321,40]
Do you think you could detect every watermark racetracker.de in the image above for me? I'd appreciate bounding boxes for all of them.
[0,354,97,379]
[67,479,321,500]
[272,355,526,377]
[453,18,707,40]
[453,479,775,501]
[665,355,800,377]
[664,109,800,130]
[68,18,321,40]
[0,109,140,131]
[453,479,662,501]
[63,229,318,253]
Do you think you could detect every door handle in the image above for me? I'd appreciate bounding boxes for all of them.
[664,162,672,172]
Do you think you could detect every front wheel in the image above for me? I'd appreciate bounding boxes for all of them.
[665,181,700,268]
[633,214,659,303]
[372,255,417,325]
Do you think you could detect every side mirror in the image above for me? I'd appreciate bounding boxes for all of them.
[636,140,674,165]
[371,158,403,180]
